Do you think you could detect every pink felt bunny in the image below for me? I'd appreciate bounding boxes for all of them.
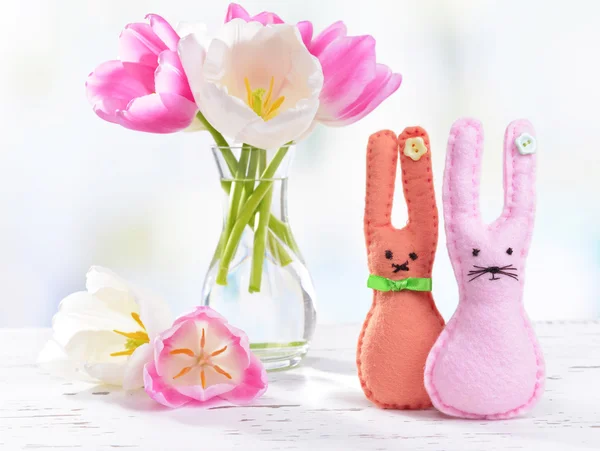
[424,118,545,419]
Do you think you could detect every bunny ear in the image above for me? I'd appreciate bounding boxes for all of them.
[443,118,484,230]
[397,127,438,233]
[499,119,537,228]
[364,130,398,232]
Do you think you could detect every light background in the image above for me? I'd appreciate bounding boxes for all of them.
[0,0,598,327]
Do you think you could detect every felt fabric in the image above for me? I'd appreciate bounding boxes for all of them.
[424,118,545,420]
[357,128,444,410]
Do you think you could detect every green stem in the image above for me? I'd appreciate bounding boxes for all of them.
[268,216,301,256]
[249,184,273,293]
[241,147,259,213]
[214,148,293,268]
[251,149,267,226]
[268,231,293,266]
[216,145,290,285]
[196,111,237,175]
[217,145,250,273]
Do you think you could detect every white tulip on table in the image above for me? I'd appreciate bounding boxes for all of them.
[38,267,174,390]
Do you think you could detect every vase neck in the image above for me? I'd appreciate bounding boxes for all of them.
[211,145,295,180]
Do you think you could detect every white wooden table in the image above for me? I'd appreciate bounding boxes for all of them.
[0,322,598,450]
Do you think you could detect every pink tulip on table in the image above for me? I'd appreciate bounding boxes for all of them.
[143,306,268,408]
[225,3,402,127]
[86,14,197,133]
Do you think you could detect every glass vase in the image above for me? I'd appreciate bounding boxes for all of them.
[202,144,317,371]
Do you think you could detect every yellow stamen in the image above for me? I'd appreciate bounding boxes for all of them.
[212,365,232,380]
[170,348,195,357]
[201,328,206,349]
[131,312,146,330]
[263,76,275,111]
[113,330,149,341]
[243,76,285,121]
[251,88,266,117]
[211,346,228,357]
[264,96,285,121]
[200,369,207,389]
[244,77,252,107]
[110,349,135,357]
[110,312,150,358]
[173,366,192,380]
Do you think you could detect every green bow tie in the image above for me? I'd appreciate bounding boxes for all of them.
[367,275,432,292]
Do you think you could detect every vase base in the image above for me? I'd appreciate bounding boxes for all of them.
[250,341,309,372]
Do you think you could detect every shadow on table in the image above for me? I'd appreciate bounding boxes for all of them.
[70,385,168,412]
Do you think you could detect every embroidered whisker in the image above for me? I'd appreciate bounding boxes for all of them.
[469,271,489,282]
[498,271,519,280]
[468,268,487,273]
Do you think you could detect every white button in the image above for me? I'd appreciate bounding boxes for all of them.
[404,137,428,161]
[515,133,536,155]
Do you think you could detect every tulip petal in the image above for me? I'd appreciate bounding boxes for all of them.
[122,343,153,390]
[86,266,132,295]
[64,330,127,362]
[134,290,174,340]
[309,21,347,56]
[37,339,97,383]
[252,11,285,25]
[52,291,136,346]
[153,319,191,377]
[317,35,377,118]
[117,93,197,134]
[155,50,194,102]
[221,353,268,404]
[59,330,128,386]
[193,74,258,141]
[84,361,128,386]
[118,23,169,66]
[85,266,173,339]
[225,3,251,22]
[173,305,228,327]
[225,3,284,25]
[86,61,154,123]
[324,64,402,126]
[146,14,180,51]
[237,98,320,149]
[144,361,191,408]
[177,33,209,105]
[297,21,313,49]
[177,381,236,403]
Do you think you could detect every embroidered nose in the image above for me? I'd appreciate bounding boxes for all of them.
[392,262,409,273]
[488,266,500,274]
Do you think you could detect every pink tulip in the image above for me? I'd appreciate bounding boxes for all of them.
[225,3,284,25]
[86,14,197,133]
[143,306,268,408]
[225,3,402,127]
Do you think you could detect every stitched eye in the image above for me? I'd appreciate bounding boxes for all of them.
[409,252,418,261]
[385,250,393,260]
[472,249,480,257]
[506,248,513,255]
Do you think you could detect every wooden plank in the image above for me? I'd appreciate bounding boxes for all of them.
[0,322,598,450]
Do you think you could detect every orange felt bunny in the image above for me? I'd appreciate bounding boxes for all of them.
[357,127,445,409]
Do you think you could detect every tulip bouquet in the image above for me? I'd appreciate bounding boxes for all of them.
[86,4,401,293]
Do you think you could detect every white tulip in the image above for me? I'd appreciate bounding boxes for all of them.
[179,19,323,150]
[38,267,173,390]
